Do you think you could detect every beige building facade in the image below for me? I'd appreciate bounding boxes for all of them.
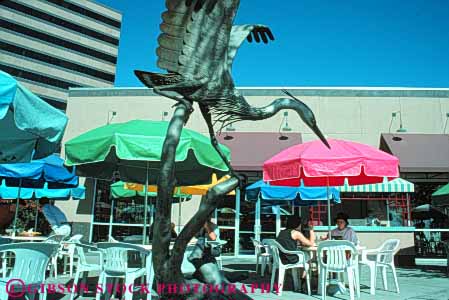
[60,87,449,253]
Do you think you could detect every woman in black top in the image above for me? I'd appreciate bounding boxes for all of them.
[276,215,316,264]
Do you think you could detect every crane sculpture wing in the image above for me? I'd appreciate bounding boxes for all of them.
[137,0,274,95]
[227,25,274,71]
[156,0,237,80]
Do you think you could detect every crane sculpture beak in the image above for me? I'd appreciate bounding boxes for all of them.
[281,89,331,149]
[310,124,331,149]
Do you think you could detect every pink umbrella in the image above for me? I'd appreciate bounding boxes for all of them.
[263,138,399,235]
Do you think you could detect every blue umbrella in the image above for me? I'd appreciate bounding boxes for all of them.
[0,71,67,163]
[0,181,85,200]
[0,180,85,231]
[246,180,341,239]
[246,180,341,204]
[0,154,79,234]
[0,154,78,188]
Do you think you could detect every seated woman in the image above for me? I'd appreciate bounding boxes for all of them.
[276,215,316,264]
[322,212,359,244]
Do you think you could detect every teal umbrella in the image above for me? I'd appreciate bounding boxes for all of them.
[0,71,68,163]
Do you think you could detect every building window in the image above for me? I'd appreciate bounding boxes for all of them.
[1,1,119,46]
[0,20,117,64]
[46,0,122,29]
[1,42,115,83]
[1,64,82,89]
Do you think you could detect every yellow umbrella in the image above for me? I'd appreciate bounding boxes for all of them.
[124,173,235,196]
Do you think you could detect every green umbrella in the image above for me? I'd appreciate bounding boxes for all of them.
[65,120,230,242]
[432,183,449,206]
[65,120,230,186]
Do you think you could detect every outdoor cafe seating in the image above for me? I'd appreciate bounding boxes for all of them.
[264,239,311,296]
[250,237,272,276]
[95,242,153,300]
[359,239,400,295]
[0,242,59,300]
[317,240,360,300]
[0,233,160,300]
[253,236,402,299]
[70,242,103,300]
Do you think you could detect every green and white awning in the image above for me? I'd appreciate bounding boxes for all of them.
[339,178,414,193]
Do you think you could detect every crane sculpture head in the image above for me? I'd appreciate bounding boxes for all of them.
[280,90,330,149]
[135,0,330,175]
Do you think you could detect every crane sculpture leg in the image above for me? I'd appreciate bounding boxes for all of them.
[153,102,251,300]
[199,105,242,183]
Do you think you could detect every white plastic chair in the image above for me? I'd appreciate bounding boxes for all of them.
[0,238,11,278]
[43,234,68,278]
[70,242,103,300]
[359,239,400,295]
[212,227,225,270]
[58,234,83,277]
[0,242,59,300]
[317,240,360,300]
[264,239,311,296]
[251,237,272,276]
[96,242,153,300]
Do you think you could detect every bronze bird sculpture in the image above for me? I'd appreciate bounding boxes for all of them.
[135,0,330,176]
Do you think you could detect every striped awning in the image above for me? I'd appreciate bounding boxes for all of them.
[339,178,414,193]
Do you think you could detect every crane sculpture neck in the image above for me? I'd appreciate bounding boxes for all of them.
[249,97,310,121]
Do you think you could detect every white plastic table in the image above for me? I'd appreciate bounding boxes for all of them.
[1,235,48,242]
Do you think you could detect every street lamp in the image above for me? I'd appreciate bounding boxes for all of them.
[279,111,292,140]
[107,111,117,125]
[223,124,235,140]
[389,110,407,133]
[443,112,449,133]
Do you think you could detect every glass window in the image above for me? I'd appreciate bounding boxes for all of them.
[1,1,119,45]
[91,180,157,243]
[1,20,117,63]
[46,0,122,29]
[1,64,81,90]
[1,42,115,82]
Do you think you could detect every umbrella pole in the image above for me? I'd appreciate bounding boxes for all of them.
[406,194,411,226]
[327,177,331,239]
[255,195,261,242]
[108,196,114,239]
[386,198,390,227]
[178,193,182,234]
[89,179,97,243]
[150,204,154,226]
[275,205,281,236]
[12,179,22,237]
[34,199,39,232]
[142,162,149,245]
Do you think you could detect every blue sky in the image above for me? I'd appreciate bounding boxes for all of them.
[98,0,449,87]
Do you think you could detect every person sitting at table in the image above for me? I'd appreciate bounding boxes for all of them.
[276,215,316,264]
[321,212,358,244]
[39,198,71,236]
[365,209,381,226]
[188,217,221,283]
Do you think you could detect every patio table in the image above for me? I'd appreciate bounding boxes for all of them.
[0,235,48,242]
